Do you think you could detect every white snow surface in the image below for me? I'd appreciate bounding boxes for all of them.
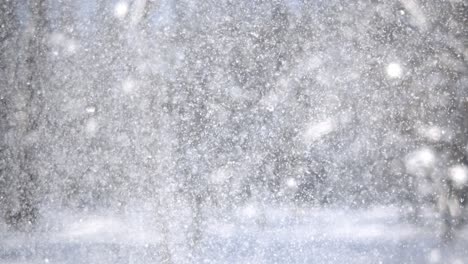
[1,205,467,264]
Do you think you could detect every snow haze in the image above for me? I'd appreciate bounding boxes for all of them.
[0,0,467,263]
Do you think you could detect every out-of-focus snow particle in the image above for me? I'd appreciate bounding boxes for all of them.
[85,105,96,114]
[416,149,435,166]
[122,77,136,94]
[85,118,98,136]
[405,148,436,176]
[44,258,50,263]
[386,63,402,78]
[210,167,230,184]
[242,203,257,218]
[66,39,78,54]
[400,0,428,30]
[428,248,441,263]
[286,178,298,189]
[114,1,129,19]
[449,165,468,188]
[304,118,336,142]
[417,125,446,142]
[50,32,66,46]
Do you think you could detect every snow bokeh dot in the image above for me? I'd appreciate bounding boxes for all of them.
[386,62,403,78]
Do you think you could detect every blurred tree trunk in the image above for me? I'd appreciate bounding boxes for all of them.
[0,0,47,229]
[0,0,19,224]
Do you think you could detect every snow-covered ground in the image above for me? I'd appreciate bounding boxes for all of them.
[1,205,467,264]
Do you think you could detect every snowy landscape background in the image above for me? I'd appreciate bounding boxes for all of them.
[0,0,467,263]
